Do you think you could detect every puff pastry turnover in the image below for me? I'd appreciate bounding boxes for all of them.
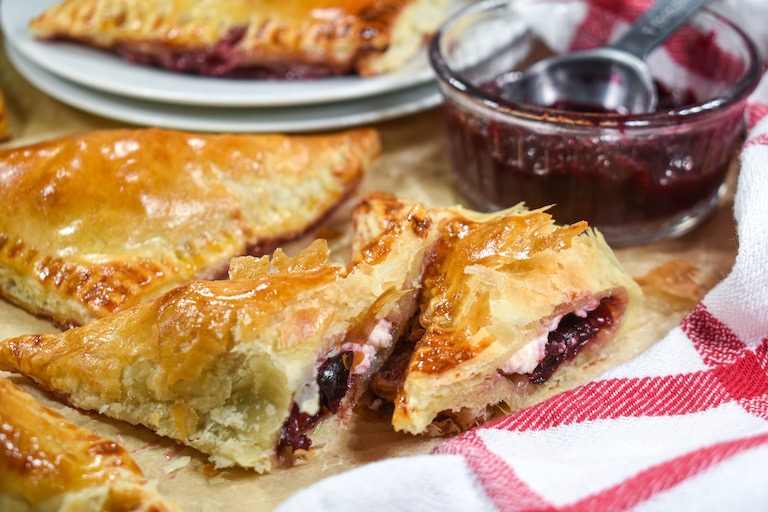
[29,0,448,77]
[0,377,178,512]
[0,203,441,472]
[356,194,642,435]
[0,127,378,328]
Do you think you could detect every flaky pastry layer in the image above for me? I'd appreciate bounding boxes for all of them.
[30,0,448,77]
[0,377,178,512]
[352,193,643,435]
[0,204,441,472]
[0,127,378,327]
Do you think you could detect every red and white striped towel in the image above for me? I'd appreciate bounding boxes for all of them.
[278,1,768,510]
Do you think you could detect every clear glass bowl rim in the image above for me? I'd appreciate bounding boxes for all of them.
[428,0,763,129]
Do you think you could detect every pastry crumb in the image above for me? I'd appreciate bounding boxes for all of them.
[163,456,192,475]
[635,259,707,302]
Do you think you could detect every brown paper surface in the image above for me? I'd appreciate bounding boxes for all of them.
[0,41,738,510]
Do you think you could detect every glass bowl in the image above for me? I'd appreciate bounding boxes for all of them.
[429,0,761,246]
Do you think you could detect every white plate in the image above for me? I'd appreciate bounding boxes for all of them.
[2,0,441,107]
[6,44,443,133]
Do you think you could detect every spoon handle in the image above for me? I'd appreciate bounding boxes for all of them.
[610,0,713,59]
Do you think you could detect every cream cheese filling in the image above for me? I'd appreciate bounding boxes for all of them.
[500,299,601,375]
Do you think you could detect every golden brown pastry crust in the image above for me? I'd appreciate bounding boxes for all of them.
[0,208,439,472]
[0,127,378,328]
[29,0,448,77]
[353,193,642,435]
[0,377,178,512]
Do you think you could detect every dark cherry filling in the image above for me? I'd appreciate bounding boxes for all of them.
[370,337,417,402]
[369,300,615,408]
[108,25,350,79]
[317,352,353,415]
[277,405,322,453]
[277,352,352,455]
[528,301,613,384]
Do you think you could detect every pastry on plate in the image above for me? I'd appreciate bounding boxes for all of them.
[0,127,378,328]
[0,203,440,473]
[356,194,642,435]
[29,0,448,77]
[0,377,178,511]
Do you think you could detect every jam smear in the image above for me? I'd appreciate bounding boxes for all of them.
[529,301,613,384]
[544,82,699,115]
[277,352,352,454]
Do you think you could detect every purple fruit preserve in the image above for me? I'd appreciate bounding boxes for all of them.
[442,77,743,230]
[430,0,760,245]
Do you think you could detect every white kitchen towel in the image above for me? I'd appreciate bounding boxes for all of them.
[278,1,768,510]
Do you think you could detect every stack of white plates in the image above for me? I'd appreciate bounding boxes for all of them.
[2,0,445,132]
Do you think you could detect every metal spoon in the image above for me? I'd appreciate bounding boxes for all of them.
[501,0,712,114]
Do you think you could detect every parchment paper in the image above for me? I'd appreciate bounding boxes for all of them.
[0,42,738,511]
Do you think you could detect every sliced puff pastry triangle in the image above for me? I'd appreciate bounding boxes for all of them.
[0,377,179,512]
[356,194,643,435]
[0,202,442,472]
[0,127,379,328]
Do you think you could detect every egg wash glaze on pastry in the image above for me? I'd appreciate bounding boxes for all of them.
[0,128,379,328]
[355,194,641,436]
[29,0,449,77]
[0,202,442,472]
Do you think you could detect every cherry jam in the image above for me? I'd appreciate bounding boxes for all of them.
[442,79,743,239]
